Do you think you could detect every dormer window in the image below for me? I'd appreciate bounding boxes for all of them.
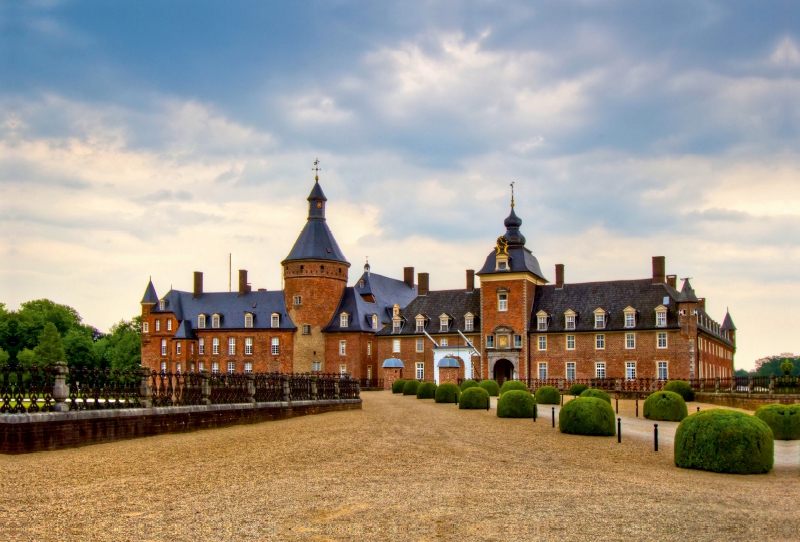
[465,313,474,332]
[496,253,509,271]
[245,313,254,328]
[565,310,576,330]
[211,314,220,329]
[340,313,349,328]
[536,311,548,331]
[271,313,280,328]
[393,304,400,317]
[198,315,206,329]
[159,299,166,310]
[372,315,378,330]
[593,309,606,330]
[359,280,365,288]
[655,306,667,327]
[623,306,636,328]
[393,321,401,333]
[416,316,425,333]
[440,316,449,332]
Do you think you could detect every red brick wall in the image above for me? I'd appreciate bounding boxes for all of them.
[383,367,403,390]
[479,278,535,380]
[375,334,479,381]
[324,331,373,377]
[698,334,735,379]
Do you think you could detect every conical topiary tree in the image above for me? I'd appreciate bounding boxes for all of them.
[32,322,65,367]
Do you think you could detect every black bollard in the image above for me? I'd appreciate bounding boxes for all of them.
[617,418,621,443]
[654,424,659,452]
[487,397,490,411]
[636,398,639,418]
[697,406,700,413]
[615,397,619,414]
[560,394,564,406]
[533,403,537,422]
[552,407,555,428]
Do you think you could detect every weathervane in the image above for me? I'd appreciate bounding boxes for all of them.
[312,158,321,181]
[510,181,515,208]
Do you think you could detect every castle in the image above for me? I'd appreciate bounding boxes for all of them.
[140,172,737,384]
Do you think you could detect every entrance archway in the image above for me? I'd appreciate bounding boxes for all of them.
[493,359,514,384]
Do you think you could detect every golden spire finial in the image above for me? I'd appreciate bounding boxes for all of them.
[510,181,515,208]
[312,158,321,181]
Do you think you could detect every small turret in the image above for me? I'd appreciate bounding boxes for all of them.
[141,278,158,305]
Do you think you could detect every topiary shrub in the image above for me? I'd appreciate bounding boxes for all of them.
[500,380,529,395]
[435,382,461,404]
[534,386,561,405]
[479,379,500,396]
[754,404,800,440]
[460,379,479,391]
[497,390,535,418]
[391,379,407,394]
[402,380,420,396]
[416,381,437,399]
[559,397,616,436]
[568,383,588,396]
[643,391,688,422]
[579,388,611,404]
[674,410,774,474]
[459,386,490,410]
[664,380,694,402]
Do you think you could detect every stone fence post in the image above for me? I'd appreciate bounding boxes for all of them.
[138,366,152,408]
[246,373,256,405]
[714,377,720,393]
[558,378,564,392]
[310,375,318,400]
[769,374,776,393]
[200,370,211,405]
[281,374,291,402]
[748,376,754,396]
[334,379,340,400]
[52,361,70,412]
[614,378,621,393]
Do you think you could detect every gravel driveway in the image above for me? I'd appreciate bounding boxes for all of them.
[1,392,797,541]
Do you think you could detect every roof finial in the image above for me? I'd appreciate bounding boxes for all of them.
[312,158,321,182]
[510,181,515,208]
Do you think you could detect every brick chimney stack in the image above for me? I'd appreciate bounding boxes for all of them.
[466,270,475,293]
[404,267,415,289]
[193,272,203,299]
[555,264,564,289]
[238,270,248,296]
[652,256,666,284]
[418,272,429,296]
[666,274,677,289]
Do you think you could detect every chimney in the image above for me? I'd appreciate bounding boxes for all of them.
[555,264,564,289]
[257,288,267,292]
[404,267,415,289]
[238,270,248,296]
[466,270,475,293]
[418,272,429,296]
[698,298,706,309]
[652,256,666,284]
[193,272,203,298]
[666,274,677,289]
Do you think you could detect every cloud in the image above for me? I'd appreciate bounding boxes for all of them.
[771,36,800,66]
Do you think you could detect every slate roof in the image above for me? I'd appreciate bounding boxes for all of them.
[141,280,159,304]
[322,271,417,332]
[283,180,348,264]
[438,357,461,368]
[173,320,196,340]
[376,288,481,336]
[382,358,405,368]
[531,279,682,333]
[697,307,734,346]
[721,310,736,331]
[477,247,547,281]
[678,278,699,302]
[151,289,296,334]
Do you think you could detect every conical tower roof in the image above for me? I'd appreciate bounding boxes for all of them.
[678,278,699,302]
[283,179,348,264]
[141,279,158,304]
[721,309,737,331]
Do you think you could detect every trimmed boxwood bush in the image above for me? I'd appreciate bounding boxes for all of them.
[664,380,694,402]
[391,379,407,394]
[674,409,773,474]
[459,386,490,409]
[754,404,800,440]
[460,379,479,391]
[500,380,529,395]
[643,391,687,422]
[534,386,561,405]
[579,388,611,404]
[402,380,420,396]
[416,381,438,399]
[479,379,500,396]
[559,397,616,436]
[568,383,588,396]
[497,390,535,418]
[435,382,461,403]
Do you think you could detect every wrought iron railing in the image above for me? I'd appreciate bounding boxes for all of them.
[358,378,384,389]
[151,371,204,407]
[0,364,57,413]
[65,366,141,411]
[254,372,282,402]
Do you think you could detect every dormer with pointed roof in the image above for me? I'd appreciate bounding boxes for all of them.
[141,279,158,305]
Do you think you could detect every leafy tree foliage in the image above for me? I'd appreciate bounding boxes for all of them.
[32,322,65,366]
[0,347,9,365]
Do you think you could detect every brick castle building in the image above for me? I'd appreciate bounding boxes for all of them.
[141,173,736,384]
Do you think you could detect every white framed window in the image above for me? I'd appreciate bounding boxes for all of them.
[198,315,206,329]
[537,316,547,331]
[566,335,575,350]
[416,362,424,380]
[538,335,547,350]
[302,324,311,335]
[271,337,280,355]
[440,316,449,332]
[212,361,219,374]
[199,361,204,372]
[312,361,322,372]
[228,337,236,355]
[441,338,448,347]
[190,362,195,373]
[625,313,635,328]
[626,333,635,349]
[595,362,606,379]
[367,341,372,355]
[393,339,400,353]
[176,341,182,355]
[594,314,605,329]
[211,315,220,329]
[538,362,547,380]
[340,313,349,327]
[486,335,495,348]
[155,320,161,331]
[595,334,605,350]
[657,361,668,380]
[565,315,576,330]
[393,321,401,333]
[372,315,378,330]
[167,319,172,331]
[212,338,219,355]
[227,361,236,374]
[199,338,205,355]
[190,343,194,355]
[160,361,167,372]
[656,310,667,327]
[359,280,365,288]
[514,334,522,348]
[340,365,347,375]
[293,295,302,306]
[143,322,149,333]
[465,316,474,332]
[498,293,508,312]
[245,337,253,355]
[245,314,253,328]
[416,318,425,332]
[339,340,346,356]
[626,362,636,380]
[566,362,576,380]
[244,362,253,373]
[176,362,183,373]
[159,300,166,310]
[657,332,668,349]
[161,339,167,356]
[367,366,372,380]
[271,313,280,328]
[416,339,423,352]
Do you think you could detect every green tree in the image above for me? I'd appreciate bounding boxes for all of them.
[755,357,800,377]
[95,318,142,372]
[0,346,9,365]
[63,328,99,368]
[780,359,794,376]
[32,322,65,366]
[17,348,36,367]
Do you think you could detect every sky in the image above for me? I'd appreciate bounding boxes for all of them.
[1,1,799,370]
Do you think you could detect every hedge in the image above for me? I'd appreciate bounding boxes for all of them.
[534,386,561,405]
[479,379,500,396]
[558,397,616,436]
[459,387,490,409]
[460,379,479,391]
[579,388,611,404]
[402,380,420,396]
[664,380,694,402]
[674,410,773,474]
[391,379,407,394]
[568,384,588,396]
[497,390,535,418]
[754,404,800,440]
[499,380,529,395]
[643,391,687,422]
[435,382,461,404]
[416,381,438,399]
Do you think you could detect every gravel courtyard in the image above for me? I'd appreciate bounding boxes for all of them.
[1,392,797,541]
